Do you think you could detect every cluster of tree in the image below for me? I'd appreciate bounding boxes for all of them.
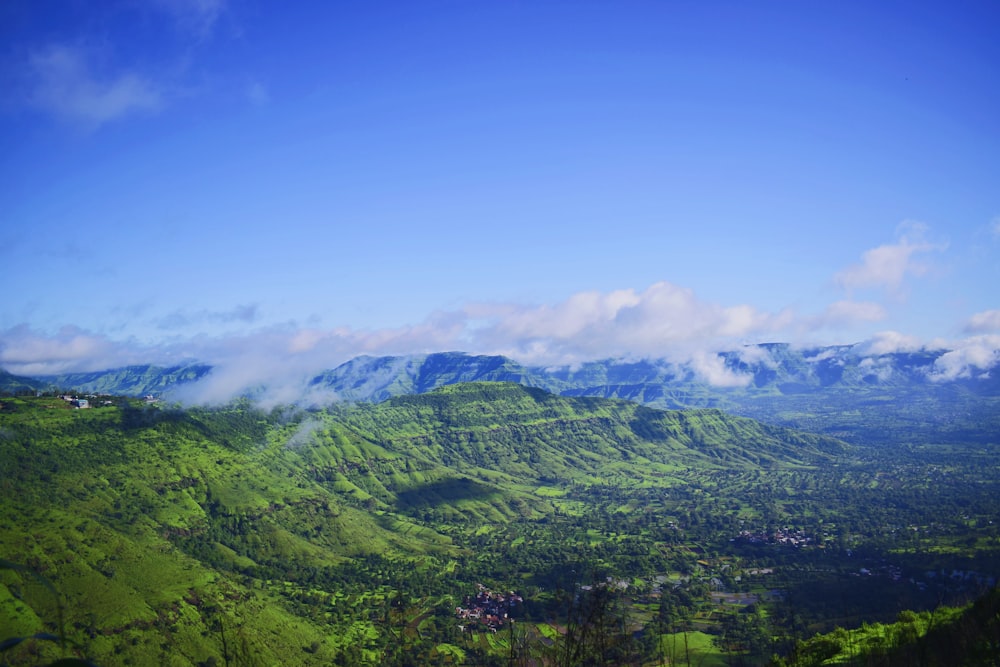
[777,587,1000,666]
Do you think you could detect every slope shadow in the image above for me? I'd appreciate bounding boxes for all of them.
[394,477,500,510]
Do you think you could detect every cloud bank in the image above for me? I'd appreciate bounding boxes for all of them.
[3,281,997,403]
[854,330,926,356]
[0,281,798,387]
[462,282,791,365]
[3,228,994,401]
[0,325,158,376]
[927,335,1000,382]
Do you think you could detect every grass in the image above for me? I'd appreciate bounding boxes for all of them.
[656,630,728,666]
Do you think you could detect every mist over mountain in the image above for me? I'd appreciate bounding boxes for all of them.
[8,343,998,403]
[6,343,998,448]
[9,364,215,397]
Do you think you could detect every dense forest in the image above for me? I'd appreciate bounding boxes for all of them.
[1,383,998,665]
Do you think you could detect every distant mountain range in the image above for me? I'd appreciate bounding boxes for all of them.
[4,344,998,445]
[5,363,215,397]
[311,344,1000,402]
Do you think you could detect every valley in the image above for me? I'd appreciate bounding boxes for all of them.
[1,380,999,665]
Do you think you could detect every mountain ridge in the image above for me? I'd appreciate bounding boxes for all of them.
[9,343,997,402]
[5,345,998,449]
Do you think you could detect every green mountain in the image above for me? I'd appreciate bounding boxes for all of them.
[1,384,859,665]
[309,352,558,402]
[9,345,999,461]
[308,348,1000,447]
[33,363,213,397]
[334,382,846,477]
[0,370,46,395]
[11,346,999,442]
[308,345,1000,410]
[0,396,450,666]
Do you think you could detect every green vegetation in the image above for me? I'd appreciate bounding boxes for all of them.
[1,383,998,665]
[779,588,1000,666]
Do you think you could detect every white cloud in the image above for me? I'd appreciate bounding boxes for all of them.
[734,344,779,368]
[964,310,1000,334]
[162,319,468,405]
[927,335,1000,381]
[469,282,787,366]
[855,331,925,356]
[285,418,325,449]
[17,275,994,400]
[467,288,641,342]
[857,356,895,382]
[15,0,231,128]
[0,325,161,375]
[804,348,838,362]
[687,351,753,388]
[25,45,162,127]
[1,283,789,394]
[833,222,944,295]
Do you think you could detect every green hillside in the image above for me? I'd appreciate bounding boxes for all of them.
[307,350,1000,448]
[0,397,442,665]
[1,386,997,666]
[13,346,1000,451]
[781,587,1000,666]
[336,382,845,476]
[309,352,560,402]
[0,370,46,395]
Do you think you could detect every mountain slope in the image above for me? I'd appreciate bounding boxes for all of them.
[308,345,1000,403]
[334,382,846,476]
[0,396,449,666]
[6,382,1000,666]
[263,382,847,530]
[308,347,1000,446]
[12,343,999,419]
[0,369,46,394]
[309,351,559,402]
[33,363,213,396]
[0,385,851,664]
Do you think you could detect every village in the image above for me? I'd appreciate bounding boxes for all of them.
[60,394,115,409]
[57,394,157,408]
[732,527,815,547]
[455,584,523,633]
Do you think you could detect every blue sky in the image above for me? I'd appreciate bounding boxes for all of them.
[2,1,999,388]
